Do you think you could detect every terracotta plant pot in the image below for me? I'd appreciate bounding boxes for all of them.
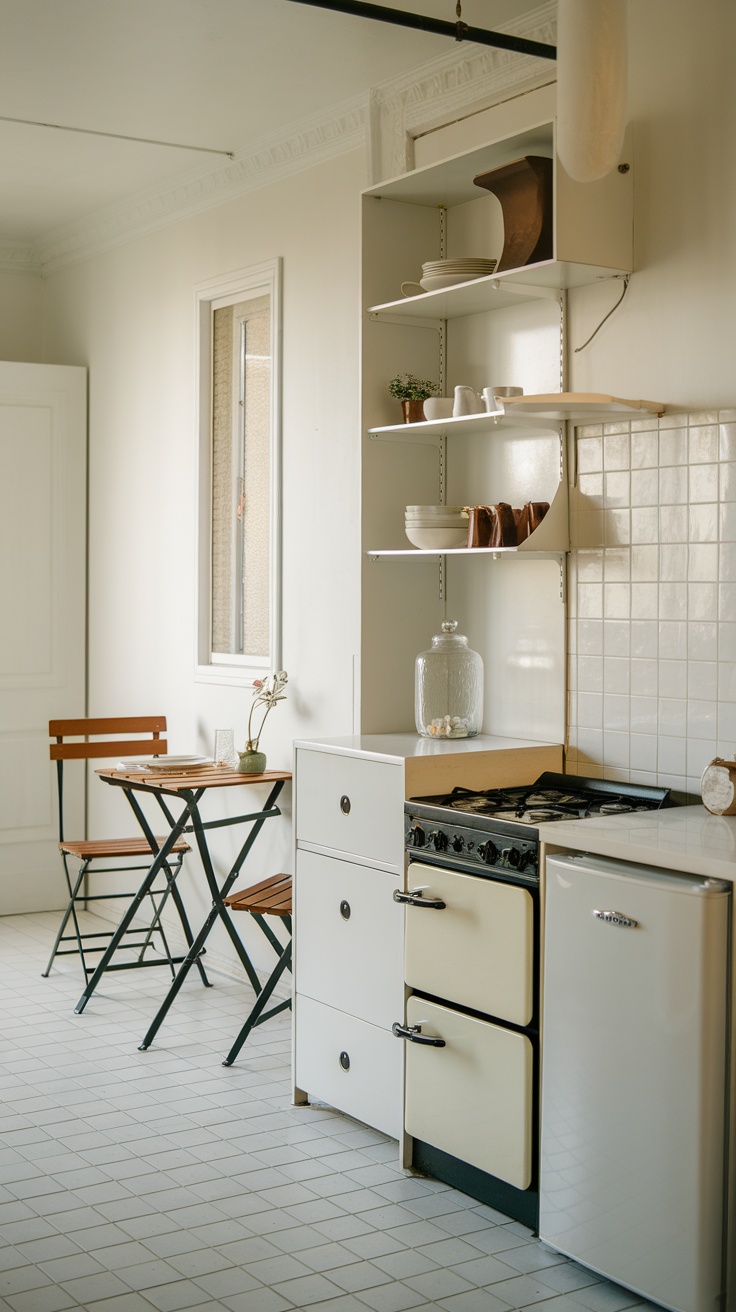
[237,749,267,774]
[401,399,425,423]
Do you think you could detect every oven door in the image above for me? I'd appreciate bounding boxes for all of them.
[403,994,534,1189]
[403,860,534,1026]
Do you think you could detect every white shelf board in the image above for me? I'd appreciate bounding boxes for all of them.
[502,393,667,419]
[367,547,565,560]
[363,127,554,208]
[368,412,564,440]
[367,262,629,321]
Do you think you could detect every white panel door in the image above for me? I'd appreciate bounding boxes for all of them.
[0,362,87,912]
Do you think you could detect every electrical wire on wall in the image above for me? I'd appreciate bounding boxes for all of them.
[574,274,630,352]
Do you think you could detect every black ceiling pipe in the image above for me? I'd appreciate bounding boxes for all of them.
[285,0,557,60]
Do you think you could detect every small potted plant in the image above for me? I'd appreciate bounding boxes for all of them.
[388,373,440,424]
[238,671,288,773]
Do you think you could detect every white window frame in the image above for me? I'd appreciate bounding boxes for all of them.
[194,259,282,684]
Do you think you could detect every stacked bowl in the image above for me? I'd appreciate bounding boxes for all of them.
[405,505,468,550]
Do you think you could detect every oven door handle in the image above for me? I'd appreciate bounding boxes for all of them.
[392,1021,446,1047]
[393,888,446,909]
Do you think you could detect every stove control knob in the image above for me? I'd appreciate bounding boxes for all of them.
[503,846,521,868]
[518,848,536,873]
[451,834,465,853]
[477,840,497,865]
[429,830,448,852]
[408,824,425,848]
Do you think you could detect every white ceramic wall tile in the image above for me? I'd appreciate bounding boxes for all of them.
[567,410,736,790]
[605,509,630,545]
[659,430,688,465]
[689,465,719,503]
[631,507,658,543]
[688,582,718,620]
[631,545,658,580]
[603,657,630,696]
[630,659,658,697]
[603,620,630,657]
[630,696,658,734]
[631,583,658,619]
[658,619,687,660]
[603,583,630,619]
[660,505,688,542]
[659,661,687,699]
[689,504,718,541]
[631,620,658,658]
[719,663,736,700]
[687,662,717,701]
[630,432,658,466]
[658,736,687,775]
[576,436,602,472]
[688,622,718,662]
[688,426,718,463]
[719,424,736,460]
[720,584,736,620]
[659,466,687,505]
[602,433,630,469]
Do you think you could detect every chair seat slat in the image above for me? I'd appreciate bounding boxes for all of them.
[60,837,190,858]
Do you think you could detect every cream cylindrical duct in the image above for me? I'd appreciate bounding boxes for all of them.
[556,0,628,182]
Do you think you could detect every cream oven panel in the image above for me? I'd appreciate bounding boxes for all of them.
[403,862,534,1026]
[404,995,533,1189]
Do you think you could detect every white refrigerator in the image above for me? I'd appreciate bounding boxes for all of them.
[540,852,730,1312]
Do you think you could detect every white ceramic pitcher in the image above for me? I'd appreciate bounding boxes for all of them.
[453,385,484,417]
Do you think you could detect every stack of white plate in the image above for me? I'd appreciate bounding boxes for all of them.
[405,505,468,550]
[420,257,497,292]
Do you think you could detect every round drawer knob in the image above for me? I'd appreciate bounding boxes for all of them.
[340,900,351,920]
[339,1051,350,1071]
[340,795,351,815]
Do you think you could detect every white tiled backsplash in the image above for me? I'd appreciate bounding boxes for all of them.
[566,408,736,796]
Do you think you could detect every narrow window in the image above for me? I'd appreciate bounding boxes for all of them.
[196,261,282,681]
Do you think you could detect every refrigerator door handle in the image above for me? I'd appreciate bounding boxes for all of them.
[592,909,638,928]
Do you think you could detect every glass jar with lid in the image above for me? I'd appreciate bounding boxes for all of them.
[415,620,484,738]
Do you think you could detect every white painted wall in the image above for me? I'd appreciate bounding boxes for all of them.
[0,271,43,362]
[38,150,364,976]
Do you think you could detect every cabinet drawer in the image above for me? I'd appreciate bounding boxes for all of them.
[404,995,533,1190]
[294,995,403,1139]
[295,749,403,866]
[295,850,403,1029]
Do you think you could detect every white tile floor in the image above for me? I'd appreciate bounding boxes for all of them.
[0,912,658,1312]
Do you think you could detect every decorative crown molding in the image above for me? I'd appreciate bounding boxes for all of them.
[367,2,557,182]
[29,2,555,275]
[36,95,369,275]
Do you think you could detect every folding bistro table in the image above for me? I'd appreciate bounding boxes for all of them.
[74,763,291,1050]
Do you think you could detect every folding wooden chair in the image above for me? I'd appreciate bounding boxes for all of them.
[221,873,292,1066]
[45,716,204,985]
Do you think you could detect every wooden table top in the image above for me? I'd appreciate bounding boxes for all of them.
[96,765,291,792]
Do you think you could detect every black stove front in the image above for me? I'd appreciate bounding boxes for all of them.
[405,772,672,884]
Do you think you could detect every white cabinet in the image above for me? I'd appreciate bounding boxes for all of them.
[293,738,405,1139]
[293,734,564,1139]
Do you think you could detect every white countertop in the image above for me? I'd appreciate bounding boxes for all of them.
[539,804,736,884]
[294,732,559,764]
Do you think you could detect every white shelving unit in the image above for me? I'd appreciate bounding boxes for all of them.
[358,95,639,742]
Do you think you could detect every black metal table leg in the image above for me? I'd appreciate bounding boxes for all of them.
[137,779,285,1050]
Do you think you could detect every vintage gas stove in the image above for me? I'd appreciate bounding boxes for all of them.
[404,771,673,885]
[396,772,673,1227]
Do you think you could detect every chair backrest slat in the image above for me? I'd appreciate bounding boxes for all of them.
[49,717,169,762]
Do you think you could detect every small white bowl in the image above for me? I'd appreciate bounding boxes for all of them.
[422,398,454,422]
[406,525,468,549]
